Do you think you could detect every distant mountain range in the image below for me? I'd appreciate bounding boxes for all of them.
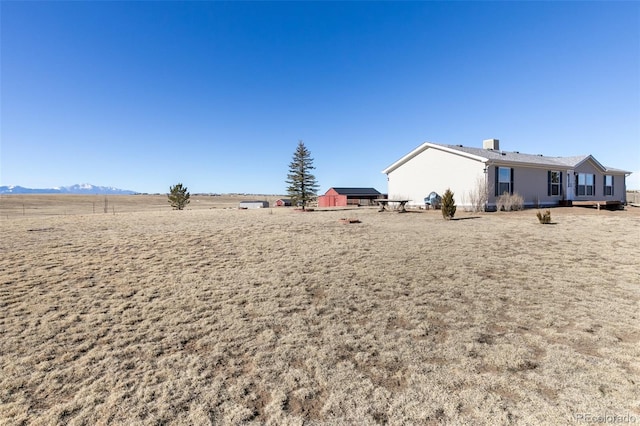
[0,184,138,195]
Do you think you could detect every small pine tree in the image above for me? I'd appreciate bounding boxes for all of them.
[441,188,456,220]
[286,140,319,210]
[168,183,190,210]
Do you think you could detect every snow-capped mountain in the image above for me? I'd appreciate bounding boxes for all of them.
[0,184,138,195]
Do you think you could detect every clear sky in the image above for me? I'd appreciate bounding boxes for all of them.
[2,1,639,193]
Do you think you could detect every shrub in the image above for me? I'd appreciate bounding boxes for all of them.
[168,183,190,210]
[467,176,490,213]
[497,192,524,211]
[441,188,456,220]
[536,210,551,224]
[511,193,524,210]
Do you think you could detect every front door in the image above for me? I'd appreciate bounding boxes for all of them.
[566,170,574,201]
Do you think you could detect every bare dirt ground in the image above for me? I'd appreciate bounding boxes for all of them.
[1,195,639,425]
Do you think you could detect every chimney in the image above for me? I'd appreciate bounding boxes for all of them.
[483,138,499,150]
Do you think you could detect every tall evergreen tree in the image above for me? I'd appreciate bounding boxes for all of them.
[286,140,319,210]
[168,183,190,210]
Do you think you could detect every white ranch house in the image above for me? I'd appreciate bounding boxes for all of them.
[382,139,630,210]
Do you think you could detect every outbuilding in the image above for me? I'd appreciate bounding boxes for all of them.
[274,198,292,207]
[239,200,269,209]
[317,187,382,207]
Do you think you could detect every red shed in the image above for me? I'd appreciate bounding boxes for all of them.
[275,198,292,207]
[317,187,382,207]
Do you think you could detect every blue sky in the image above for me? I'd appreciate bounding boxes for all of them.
[2,1,639,193]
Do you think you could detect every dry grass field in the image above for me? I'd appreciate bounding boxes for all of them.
[1,195,639,425]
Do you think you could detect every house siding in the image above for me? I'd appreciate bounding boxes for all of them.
[612,175,626,202]
[488,163,627,207]
[387,147,485,208]
[573,160,627,203]
[488,165,568,208]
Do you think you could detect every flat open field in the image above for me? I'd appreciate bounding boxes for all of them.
[1,195,639,425]
[0,194,283,218]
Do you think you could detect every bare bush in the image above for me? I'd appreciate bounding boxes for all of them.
[496,193,508,211]
[467,176,491,213]
[536,210,552,224]
[497,192,524,211]
[511,193,524,210]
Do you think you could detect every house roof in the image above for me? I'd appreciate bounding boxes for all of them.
[327,187,381,196]
[382,142,630,174]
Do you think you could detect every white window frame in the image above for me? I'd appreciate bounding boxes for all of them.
[604,175,613,196]
[550,171,561,196]
[577,173,594,196]
[498,167,512,195]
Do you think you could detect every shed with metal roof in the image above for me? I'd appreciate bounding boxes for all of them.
[317,187,382,207]
[239,200,269,209]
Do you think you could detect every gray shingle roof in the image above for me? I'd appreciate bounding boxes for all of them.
[383,142,630,174]
[439,144,590,168]
[330,187,381,196]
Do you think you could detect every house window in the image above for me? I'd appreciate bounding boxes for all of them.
[576,173,595,196]
[604,175,614,196]
[497,167,513,195]
[548,171,562,196]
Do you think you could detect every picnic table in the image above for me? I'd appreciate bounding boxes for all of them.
[375,199,411,213]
